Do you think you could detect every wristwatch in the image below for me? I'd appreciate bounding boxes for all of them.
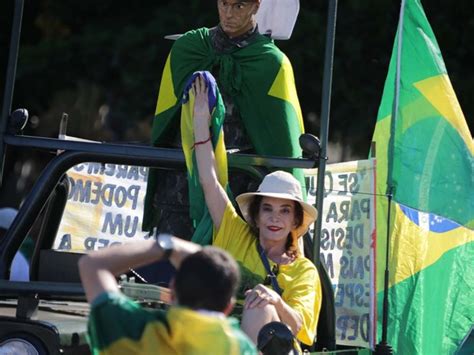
[157,233,174,260]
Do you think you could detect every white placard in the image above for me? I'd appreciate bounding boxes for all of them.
[53,163,152,251]
[305,159,377,348]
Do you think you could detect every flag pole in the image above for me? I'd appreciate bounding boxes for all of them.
[313,0,338,268]
[375,0,406,354]
[309,0,338,350]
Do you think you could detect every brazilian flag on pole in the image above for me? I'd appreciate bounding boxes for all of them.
[372,0,474,353]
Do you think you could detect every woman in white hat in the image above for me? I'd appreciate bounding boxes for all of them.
[191,74,321,347]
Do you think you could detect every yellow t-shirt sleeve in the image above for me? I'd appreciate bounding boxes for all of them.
[279,259,322,345]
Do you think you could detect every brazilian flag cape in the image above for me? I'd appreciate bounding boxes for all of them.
[144,27,305,234]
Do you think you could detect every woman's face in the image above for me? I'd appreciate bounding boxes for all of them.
[256,196,297,244]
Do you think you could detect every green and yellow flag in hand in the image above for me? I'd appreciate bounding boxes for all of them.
[372,0,474,353]
[180,71,230,245]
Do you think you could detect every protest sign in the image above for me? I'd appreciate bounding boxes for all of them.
[53,163,152,251]
[305,159,376,348]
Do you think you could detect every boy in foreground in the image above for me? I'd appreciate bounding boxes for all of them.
[79,234,256,354]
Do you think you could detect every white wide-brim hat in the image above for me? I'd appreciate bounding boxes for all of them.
[236,171,318,238]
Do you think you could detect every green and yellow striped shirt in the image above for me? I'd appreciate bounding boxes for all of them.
[87,292,257,354]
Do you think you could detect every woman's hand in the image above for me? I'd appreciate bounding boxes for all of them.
[192,74,211,134]
[244,284,281,309]
[243,283,303,339]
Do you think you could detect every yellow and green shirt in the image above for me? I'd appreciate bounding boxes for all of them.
[87,292,257,355]
[213,203,322,345]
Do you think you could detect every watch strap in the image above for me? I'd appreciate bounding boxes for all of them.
[161,247,173,260]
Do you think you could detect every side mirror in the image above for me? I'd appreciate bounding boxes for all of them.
[299,133,321,161]
[8,108,29,134]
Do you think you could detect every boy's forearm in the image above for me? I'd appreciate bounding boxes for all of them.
[79,236,202,303]
[79,240,160,302]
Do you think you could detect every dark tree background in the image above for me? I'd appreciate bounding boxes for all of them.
[0,0,472,207]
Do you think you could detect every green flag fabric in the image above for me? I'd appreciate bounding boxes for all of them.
[143,27,305,233]
[180,71,230,245]
[371,0,474,353]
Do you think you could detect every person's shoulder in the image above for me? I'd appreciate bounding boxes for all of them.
[177,27,211,43]
[90,291,163,317]
[219,201,249,230]
[222,201,239,219]
[90,291,125,308]
[291,256,318,274]
[252,32,282,51]
[280,258,319,291]
[88,292,149,326]
[213,201,252,248]
[167,308,256,352]
[296,256,317,268]
[172,27,212,54]
[245,33,286,63]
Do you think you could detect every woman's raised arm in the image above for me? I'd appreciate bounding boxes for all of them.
[192,75,229,231]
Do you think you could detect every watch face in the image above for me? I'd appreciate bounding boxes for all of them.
[158,234,173,250]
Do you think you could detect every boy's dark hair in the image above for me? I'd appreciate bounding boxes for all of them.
[174,246,240,312]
